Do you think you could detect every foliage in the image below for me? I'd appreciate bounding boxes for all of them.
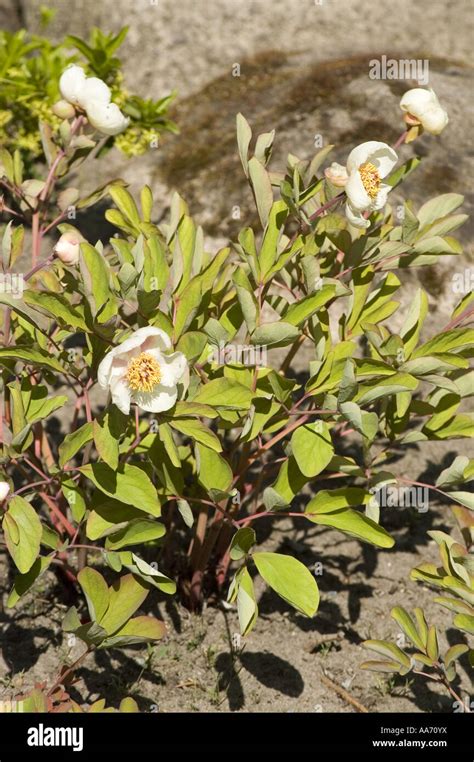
[0,38,472,710]
[0,26,176,162]
[361,507,473,710]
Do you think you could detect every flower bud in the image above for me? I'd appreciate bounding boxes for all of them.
[52,100,76,119]
[86,102,129,136]
[0,481,10,501]
[400,88,448,135]
[59,65,87,106]
[324,162,349,188]
[77,77,111,110]
[54,231,84,266]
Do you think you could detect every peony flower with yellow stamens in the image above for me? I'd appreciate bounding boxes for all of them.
[344,141,398,229]
[97,326,188,415]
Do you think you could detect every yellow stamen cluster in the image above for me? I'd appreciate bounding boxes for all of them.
[126,352,162,392]
[359,162,381,200]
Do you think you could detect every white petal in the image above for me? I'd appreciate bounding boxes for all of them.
[0,481,10,501]
[110,376,132,415]
[345,202,370,229]
[59,65,87,105]
[111,326,170,360]
[132,385,177,413]
[140,326,172,353]
[97,347,126,388]
[373,183,392,211]
[400,87,436,117]
[420,105,449,135]
[347,141,397,178]
[77,77,111,109]
[86,101,129,136]
[346,141,385,173]
[345,171,371,211]
[158,351,189,387]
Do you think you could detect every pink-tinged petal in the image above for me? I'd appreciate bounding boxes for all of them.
[141,327,172,353]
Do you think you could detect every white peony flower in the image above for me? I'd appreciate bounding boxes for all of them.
[58,65,128,137]
[98,326,189,415]
[54,231,83,266]
[0,481,10,501]
[86,101,129,136]
[344,141,398,228]
[76,77,111,110]
[400,88,448,135]
[324,162,349,188]
[59,65,87,106]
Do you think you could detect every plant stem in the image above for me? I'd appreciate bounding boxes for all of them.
[47,647,91,697]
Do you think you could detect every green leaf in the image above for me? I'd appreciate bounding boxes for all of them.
[3,496,42,573]
[362,640,411,668]
[453,614,474,635]
[170,418,222,452]
[109,185,141,229]
[59,423,93,467]
[248,156,273,228]
[77,567,110,622]
[417,193,464,229]
[259,200,288,277]
[236,113,252,177]
[122,553,176,595]
[7,556,52,608]
[192,378,252,409]
[391,607,425,651]
[105,519,166,550]
[99,573,150,635]
[79,463,161,517]
[283,285,336,326]
[237,567,258,636]
[101,615,166,648]
[426,625,439,661]
[79,242,116,323]
[306,506,394,548]
[196,444,233,492]
[339,401,378,442]
[264,456,308,508]
[291,421,334,477]
[251,321,299,348]
[0,347,65,374]
[230,527,256,560]
[93,415,119,470]
[444,644,469,668]
[253,552,319,617]
[177,499,194,527]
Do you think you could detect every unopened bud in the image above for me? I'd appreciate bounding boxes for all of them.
[54,231,84,266]
[0,481,10,501]
[52,100,76,120]
[324,162,349,188]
